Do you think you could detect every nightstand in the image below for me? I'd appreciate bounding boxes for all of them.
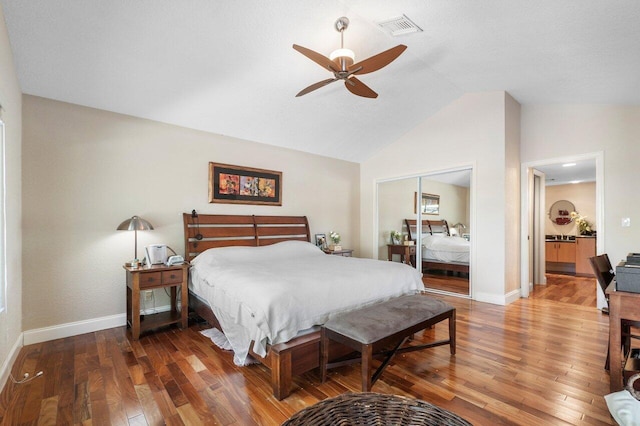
[387,244,416,265]
[324,248,354,257]
[125,263,189,340]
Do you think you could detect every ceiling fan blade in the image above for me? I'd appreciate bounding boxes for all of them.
[296,78,338,97]
[349,44,407,75]
[292,44,338,73]
[344,76,378,98]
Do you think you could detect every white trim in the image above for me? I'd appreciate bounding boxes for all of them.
[22,304,174,345]
[23,313,126,345]
[140,304,172,316]
[374,163,476,299]
[0,118,5,312]
[475,289,520,306]
[0,331,23,394]
[505,288,522,305]
[520,151,604,302]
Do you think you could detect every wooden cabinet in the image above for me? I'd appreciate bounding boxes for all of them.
[575,237,596,276]
[125,263,189,340]
[545,238,596,276]
[545,241,576,263]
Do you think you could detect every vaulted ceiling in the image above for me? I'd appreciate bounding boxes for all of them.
[3,1,639,162]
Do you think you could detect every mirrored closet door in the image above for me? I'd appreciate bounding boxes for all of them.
[377,167,472,297]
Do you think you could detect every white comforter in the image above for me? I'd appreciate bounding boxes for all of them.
[422,234,470,263]
[190,241,424,365]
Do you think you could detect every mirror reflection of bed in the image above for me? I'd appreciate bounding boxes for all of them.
[377,168,472,297]
[405,219,470,295]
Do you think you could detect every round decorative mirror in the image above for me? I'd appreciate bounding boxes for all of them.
[549,200,575,225]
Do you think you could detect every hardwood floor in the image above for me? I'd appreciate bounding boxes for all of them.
[531,273,598,307]
[1,276,617,425]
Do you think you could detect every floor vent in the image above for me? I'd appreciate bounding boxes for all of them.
[377,15,423,36]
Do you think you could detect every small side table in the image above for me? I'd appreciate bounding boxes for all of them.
[387,244,416,265]
[324,248,354,257]
[125,263,189,340]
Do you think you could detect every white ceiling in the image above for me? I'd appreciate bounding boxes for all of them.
[3,1,640,162]
[534,159,596,186]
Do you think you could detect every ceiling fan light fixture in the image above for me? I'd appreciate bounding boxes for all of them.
[329,48,355,62]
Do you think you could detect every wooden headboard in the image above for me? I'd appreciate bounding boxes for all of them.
[183,212,310,261]
[405,219,450,241]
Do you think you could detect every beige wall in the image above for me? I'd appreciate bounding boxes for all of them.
[545,182,596,236]
[361,92,519,305]
[504,93,521,294]
[0,4,24,388]
[21,95,359,332]
[521,105,640,266]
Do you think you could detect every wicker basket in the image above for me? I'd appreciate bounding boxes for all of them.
[282,392,472,425]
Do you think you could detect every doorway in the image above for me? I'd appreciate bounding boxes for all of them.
[520,153,605,308]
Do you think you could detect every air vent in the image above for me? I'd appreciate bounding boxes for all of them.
[377,15,423,36]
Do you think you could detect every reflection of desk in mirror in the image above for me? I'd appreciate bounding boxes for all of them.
[606,281,640,392]
[387,244,415,265]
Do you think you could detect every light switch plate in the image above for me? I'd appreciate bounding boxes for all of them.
[622,217,631,227]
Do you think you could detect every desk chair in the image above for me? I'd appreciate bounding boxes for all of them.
[590,254,640,370]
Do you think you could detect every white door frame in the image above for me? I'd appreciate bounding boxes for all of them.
[520,152,605,307]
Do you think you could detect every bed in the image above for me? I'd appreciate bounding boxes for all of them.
[184,212,424,399]
[405,219,470,275]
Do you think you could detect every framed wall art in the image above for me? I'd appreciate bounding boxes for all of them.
[414,192,440,215]
[209,162,282,206]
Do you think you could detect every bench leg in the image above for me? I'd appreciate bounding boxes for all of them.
[362,344,373,391]
[321,327,329,383]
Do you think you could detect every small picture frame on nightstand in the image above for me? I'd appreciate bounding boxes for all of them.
[315,233,327,250]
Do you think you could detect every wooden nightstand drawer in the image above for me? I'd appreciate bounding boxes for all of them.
[162,270,183,284]
[139,272,162,288]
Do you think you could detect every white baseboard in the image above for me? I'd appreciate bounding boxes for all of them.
[474,291,507,305]
[474,289,521,306]
[23,313,126,345]
[140,304,172,316]
[505,289,521,305]
[22,304,173,346]
[0,332,24,395]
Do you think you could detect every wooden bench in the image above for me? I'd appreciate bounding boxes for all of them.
[320,293,456,391]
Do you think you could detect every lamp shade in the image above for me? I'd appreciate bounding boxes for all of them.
[117,215,154,231]
[117,215,154,261]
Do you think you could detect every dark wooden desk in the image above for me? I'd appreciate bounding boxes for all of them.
[606,281,640,391]
[387,244,416,265]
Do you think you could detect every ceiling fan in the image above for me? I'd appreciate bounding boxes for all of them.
[293,17,407,98]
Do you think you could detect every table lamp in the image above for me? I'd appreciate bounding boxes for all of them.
[452,222,466,237]
[117,215,154,262]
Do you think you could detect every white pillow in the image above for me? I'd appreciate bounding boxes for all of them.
[191,240,321,267]
[604,390,640,426]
